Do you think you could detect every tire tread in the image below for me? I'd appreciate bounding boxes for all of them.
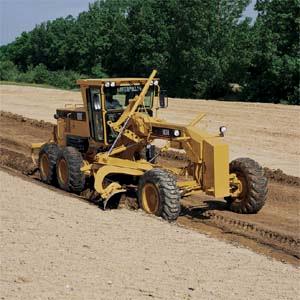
[226,157,268,214]
[56,146,85,193]
[38,143,60,184]
[138,168,181,221]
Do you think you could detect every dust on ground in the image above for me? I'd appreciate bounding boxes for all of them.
[1,170,299,300]
[1,84,299,176]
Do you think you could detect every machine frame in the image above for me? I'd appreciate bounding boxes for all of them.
[32,70,267,220]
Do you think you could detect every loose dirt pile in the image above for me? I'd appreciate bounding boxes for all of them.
[0,112,299,264]
[1,110,298,186]
[0,148,33,173]
[1,170,299,300]
[264,168,300,187]
[0,111,53,129]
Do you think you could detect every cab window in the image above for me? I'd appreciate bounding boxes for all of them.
[87,87,104,141]
[104,85,154,110]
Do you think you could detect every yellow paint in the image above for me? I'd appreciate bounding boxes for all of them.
[33,69,233,202]
[203,138,230,197]
[94,165,144,199]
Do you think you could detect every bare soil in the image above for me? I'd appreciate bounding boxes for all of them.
[1,170,300,300]
[1,84,300,176]
[1,85,300,298]
[0,112,299,265]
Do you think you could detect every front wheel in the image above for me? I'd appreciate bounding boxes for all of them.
[225,158,268,214]
[138,169,181,221]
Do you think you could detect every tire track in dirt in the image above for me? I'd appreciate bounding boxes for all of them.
[203,211,299,256]
[0,111,299,265]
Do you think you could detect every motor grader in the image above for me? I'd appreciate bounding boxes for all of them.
[32,70,267,221]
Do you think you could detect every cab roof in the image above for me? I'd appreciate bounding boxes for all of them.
[76,77,159,86]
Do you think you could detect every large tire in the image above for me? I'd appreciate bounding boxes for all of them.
[38,143,60,184]
[225,158,268,214]
[56,146,85,193]
[138,168,181,221]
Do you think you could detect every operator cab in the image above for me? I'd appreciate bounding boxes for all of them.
[77,78,166,145]
[54,77,168,152]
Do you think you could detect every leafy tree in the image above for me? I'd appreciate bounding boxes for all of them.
[0,0,252,98]
[0,60,18,80]
[2,0,297,104]
[122,0,251,98]
[31,64,49,83]
[244,0,300,104]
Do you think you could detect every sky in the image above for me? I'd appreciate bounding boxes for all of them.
[0,0,258,46]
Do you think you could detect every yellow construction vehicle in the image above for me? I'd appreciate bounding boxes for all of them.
[32,70,267,221]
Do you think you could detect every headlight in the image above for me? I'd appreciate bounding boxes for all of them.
[219,126,227,136]
[154,80,159,86]
[105,81,116,87]
[173,129,180,137]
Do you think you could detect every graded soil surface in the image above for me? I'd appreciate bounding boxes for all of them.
[1,170,299,300]
[1,84,300,176]
[0,112,299,263]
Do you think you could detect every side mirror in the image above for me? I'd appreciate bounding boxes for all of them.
[159,90,168,108]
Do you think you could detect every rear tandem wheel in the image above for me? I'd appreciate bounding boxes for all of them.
[38,143,60,184]
[56,146,85,193]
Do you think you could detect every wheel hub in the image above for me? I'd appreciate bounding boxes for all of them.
[229,173,247,201]
[142,183,160,214]
[57,159,68,185]
[40,153,50,178]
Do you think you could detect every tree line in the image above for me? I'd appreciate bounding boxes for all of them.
[0,0,299,104]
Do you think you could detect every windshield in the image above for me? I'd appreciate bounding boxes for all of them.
[104,85,154,110]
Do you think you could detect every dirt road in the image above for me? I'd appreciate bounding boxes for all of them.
[1,84,299,176]
[1,170,299,300]
[0,112,299,263]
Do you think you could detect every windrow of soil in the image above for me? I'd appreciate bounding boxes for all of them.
[0,111,299,264]
[0,111,53,129]
[159,148,300,187]
[1,110,298,186]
